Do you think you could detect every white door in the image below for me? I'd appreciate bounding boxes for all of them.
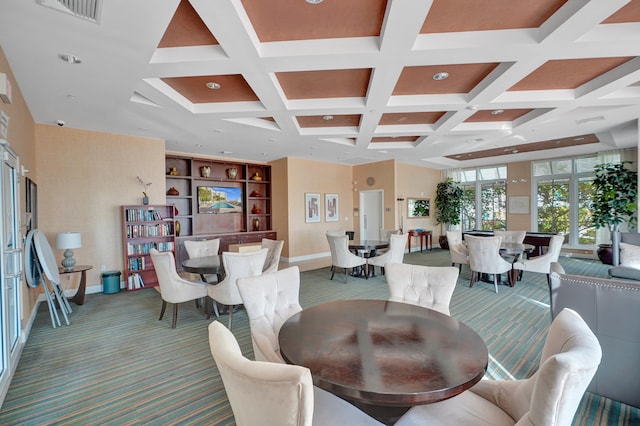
[0,145,22,397]
[359,190,383,240]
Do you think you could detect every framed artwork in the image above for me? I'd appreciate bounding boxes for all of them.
[508,196,529,214]
[325,193,339,222]
[407,198,430,218]
[305,193,321,223]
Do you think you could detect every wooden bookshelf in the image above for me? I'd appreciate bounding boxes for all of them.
[121,205,176,290]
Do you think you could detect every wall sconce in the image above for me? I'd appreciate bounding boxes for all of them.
[56,232,82,271]
[21,165,29,176]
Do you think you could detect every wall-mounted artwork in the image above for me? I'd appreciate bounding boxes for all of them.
[325,193,339,222]
[408,198,430,218]
[305,193,321,223]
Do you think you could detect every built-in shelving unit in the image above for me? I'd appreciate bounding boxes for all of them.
[165,155,275,269]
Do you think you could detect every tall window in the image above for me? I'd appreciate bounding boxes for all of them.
[533,154,617,247]
[459,165,507,230]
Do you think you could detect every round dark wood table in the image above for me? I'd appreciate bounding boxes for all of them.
[278,299,488,414]
[181,255,224,283]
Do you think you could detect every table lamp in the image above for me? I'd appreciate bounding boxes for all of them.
[56,232,82,271]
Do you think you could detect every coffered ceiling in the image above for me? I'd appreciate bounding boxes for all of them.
[1,0,640,169]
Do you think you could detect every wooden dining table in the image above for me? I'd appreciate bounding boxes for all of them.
[348,240,390,277]
[278,299,488,424]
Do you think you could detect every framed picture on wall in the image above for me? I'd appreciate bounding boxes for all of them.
[305,193,321,223]
[325,193,339,222]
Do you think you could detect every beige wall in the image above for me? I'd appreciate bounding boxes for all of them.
[506,161,532,231]
[278,157,353,261]
[396,163,442,237]
[35,125,166,291]
[0,46,38,324]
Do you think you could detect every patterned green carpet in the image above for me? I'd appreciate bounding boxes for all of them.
[0,249,637,425]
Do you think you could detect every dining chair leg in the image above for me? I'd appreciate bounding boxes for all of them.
[493,275,499,293]
[469,271,476,288]
[228,306,234,330]
[330,266,336,280]
[159,300,167,320]
[344,268,348,283]
[172,304,178,328]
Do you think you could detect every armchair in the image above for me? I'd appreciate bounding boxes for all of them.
[207,248,268,330]
[237,266,302,363]
[208,321,384,425]
[550,262,640,408]
[396,308,601,426]
[149,248,208,328]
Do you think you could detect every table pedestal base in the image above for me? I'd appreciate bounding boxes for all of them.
[353,402,410,426]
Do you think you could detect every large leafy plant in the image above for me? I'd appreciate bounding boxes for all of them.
[591,161,638,232]
[435,177,463,229]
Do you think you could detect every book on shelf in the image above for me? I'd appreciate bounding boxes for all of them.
[127,273,145,290]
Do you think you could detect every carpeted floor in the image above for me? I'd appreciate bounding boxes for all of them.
[0,249,637,425]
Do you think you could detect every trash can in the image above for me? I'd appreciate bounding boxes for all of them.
[102,271,121,294]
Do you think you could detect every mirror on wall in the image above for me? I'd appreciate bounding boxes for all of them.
[407,198,430,218]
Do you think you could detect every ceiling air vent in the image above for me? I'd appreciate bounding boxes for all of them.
[37,0,102,23]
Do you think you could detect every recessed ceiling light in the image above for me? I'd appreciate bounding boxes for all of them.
[512,149,519,153]
[195,144,203,147]
[432,72,449,81]
[58,54,82,64]
[574,137,585,141]
[305,0,323,4]
[491,109,504,115]
[322,115,334,121]
[66,94,76,101]
[206,82,221,90]
[466,105,479,110]
[220,151,233,155]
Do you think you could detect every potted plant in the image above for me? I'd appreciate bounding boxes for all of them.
[591,161,638,264]
[435,177,463,249]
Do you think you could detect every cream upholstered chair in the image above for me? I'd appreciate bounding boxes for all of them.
[367,234,406,276]
[493,230,527,263]
[466,235,513,293]
[326,229,346,237]
[384,262,459,315]
[326,234,367,283]
[207,248,268,330]
[493,230,526,243]
[446,230,469,272]
[208,321,384,426]
[513,234,564,285]
[261,238,284,273]
[183,238,221,282]
[237,266,302,363]
[149,248,208,328]
[395,308,602,426]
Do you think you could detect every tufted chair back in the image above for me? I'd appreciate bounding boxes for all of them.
[493,230,526,244]
[184,238,221,282]
[237,266,303,363]
[384,262,459,315]
[261,238,284,273]
[184,238,221,258]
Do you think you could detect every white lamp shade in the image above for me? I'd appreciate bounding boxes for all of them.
[55,232,82,250]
